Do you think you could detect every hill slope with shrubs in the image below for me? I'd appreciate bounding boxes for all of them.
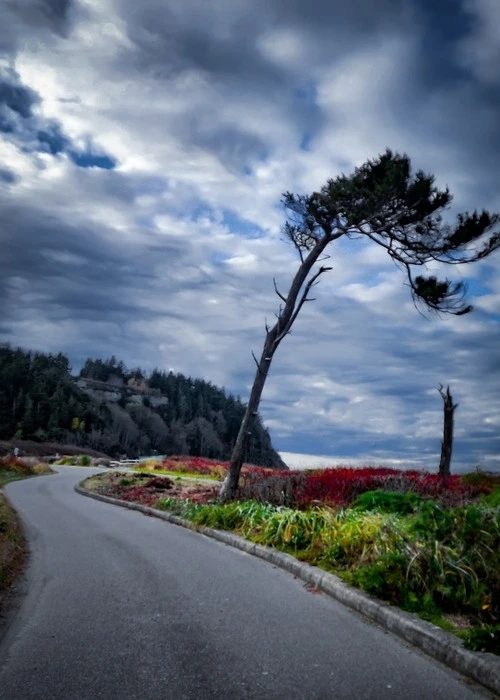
[0,345,285,467]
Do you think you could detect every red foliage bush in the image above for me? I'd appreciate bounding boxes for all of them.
[158,456,277,480]
[0,455,33,475]
[101,460,489,509]
[239,466,489,508]
[117,485,160,507]
[159,456,228,477]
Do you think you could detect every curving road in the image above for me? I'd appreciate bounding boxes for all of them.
[0,468,493,700]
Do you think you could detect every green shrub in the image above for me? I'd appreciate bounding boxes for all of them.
[79,455,90,466]
[254,507,336,551]
[404,503,500,618]
[350,552,415,606]
[55,456,75,465]
[479,486,500,508]
[187,501,276,533]
[352,490,423,514]
[321,511,404,567]
[462,470,500,489]
[463,625,500,654]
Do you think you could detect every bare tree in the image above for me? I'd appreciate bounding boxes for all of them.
[219,149,500,501]
[438,385,458,477]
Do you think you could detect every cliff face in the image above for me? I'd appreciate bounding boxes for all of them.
[74,374,287,469]
[75,378,168,407]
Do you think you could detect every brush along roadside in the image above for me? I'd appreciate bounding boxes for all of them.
[0,457,53,606]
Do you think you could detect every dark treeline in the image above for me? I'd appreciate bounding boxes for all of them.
[0,346,286,467]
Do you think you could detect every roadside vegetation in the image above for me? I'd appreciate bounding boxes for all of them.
[84,456,500,656]
[0,456,52,603]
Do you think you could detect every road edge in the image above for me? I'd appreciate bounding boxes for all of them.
[75,484,500,697]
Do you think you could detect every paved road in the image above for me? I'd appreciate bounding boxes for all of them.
[0,468,494,700]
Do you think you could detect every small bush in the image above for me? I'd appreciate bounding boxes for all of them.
[0,456,32,475]
[78,455,90,466]
[352,490,423,514]
[480,486,500,508]
[462,470,500,489]
[238,469,307,505]
[253,507,334,550]
[55,456,75,465]
[137,459,161,471]
[160,456,228,478]
[350,552,412,606]
[144,476,173,490]
[463,625,500,654]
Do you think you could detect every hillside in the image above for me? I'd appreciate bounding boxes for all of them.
[0,346,287,468]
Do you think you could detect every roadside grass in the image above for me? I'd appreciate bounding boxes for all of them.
[54,455,93,466]
[133,468,220,482]
[0,457,53,603]
[82,465,500,655]
[0,493,25,596]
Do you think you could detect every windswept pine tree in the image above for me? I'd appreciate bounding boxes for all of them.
[220,149,500,500]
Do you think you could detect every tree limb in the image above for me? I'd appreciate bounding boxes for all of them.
[273,277,287,303]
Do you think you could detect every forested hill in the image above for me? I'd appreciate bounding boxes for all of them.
[0,346,287,468]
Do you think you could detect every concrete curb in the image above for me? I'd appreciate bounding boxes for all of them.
[75,484,500,696]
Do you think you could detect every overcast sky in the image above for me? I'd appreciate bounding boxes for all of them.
[1,0,499,471]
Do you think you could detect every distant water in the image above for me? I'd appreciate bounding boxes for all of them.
[279,451,500,474]
[279,452,419,471]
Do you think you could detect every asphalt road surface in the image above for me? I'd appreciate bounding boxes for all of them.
[0,468,494,700]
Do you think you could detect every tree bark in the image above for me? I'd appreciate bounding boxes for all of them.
[219,235,334,502]
[219,335,276,501]
[438,385,458,477]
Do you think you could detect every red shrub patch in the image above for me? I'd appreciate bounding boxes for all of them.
[95,460,490,510]
[239,466,489,507]
[159,456,228,477]
[0,455,33,476]
[158,456,277,480]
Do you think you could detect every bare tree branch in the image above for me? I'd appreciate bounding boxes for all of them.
[273,277,287,303]
[274,265,333,345]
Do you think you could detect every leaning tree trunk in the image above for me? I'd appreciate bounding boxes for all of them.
[219,333,277,502]
[438,385,458,477]
[219,235,334,502]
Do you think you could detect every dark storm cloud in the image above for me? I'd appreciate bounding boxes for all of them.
[5,0,73,35]
[110,0,412,167]
[121,0,410,78]
[0,190,190,327]
[110,0,500,206]
[1,0,75,56]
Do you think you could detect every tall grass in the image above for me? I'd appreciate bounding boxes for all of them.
[157,494,499,628]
